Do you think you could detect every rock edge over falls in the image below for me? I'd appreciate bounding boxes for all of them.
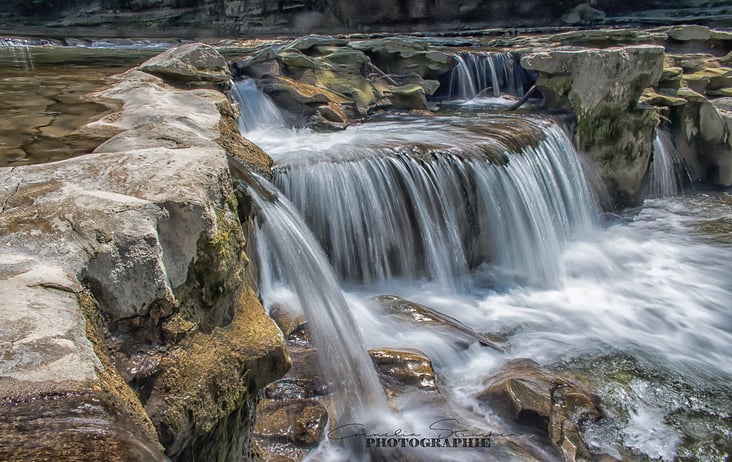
[0,43,289,461]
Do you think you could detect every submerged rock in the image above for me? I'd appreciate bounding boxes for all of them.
[372,295,503,351]
[254,399,329,448]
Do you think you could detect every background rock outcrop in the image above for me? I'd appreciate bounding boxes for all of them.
[0,44,289,461]
[3,0,732,38]
[522,45,665,205]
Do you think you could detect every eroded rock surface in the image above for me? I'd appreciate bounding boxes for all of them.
[522,45,664,205]
[0,44,289,461]
[477,359,604,462]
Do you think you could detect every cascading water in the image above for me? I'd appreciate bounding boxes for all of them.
[229,79,285,133]
[234,73,731,462]
[0,38,35,71]
[243,173,391,460]
[645,129,685,198]
[275,117,596,288]
[436,51,528,100]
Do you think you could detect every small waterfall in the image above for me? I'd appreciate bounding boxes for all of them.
[646,129,684,198]
[275,118,597,288]
[0,38,35,71]
[245,174,388,458]
[437,51,528,100]
[229,79,285,133]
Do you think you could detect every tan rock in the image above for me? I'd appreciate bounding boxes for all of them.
[254,399,329,447]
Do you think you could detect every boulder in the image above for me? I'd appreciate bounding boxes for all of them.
[284,35,349,52]
[0,54,289,461]
[254,399,329,448]
[140,42,230,86]
[477,359,603,462]
[369,348,438,394]
[522,45,665,206]
[668,25,713,42]
[522,45,664,117]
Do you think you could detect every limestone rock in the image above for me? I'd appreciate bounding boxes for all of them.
[351,38,455,79]
[668,25,713,42]
[140,42,230,85]
[522,45,665,206]
[285,35,348,51]
[254,399,329,447]
[561,3,606,25]
[477,359,602,462]
[522,45,665,117]
[0,48,288,462]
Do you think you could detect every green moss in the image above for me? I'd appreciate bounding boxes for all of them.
[178,201,248,332]
[577,108,659,162]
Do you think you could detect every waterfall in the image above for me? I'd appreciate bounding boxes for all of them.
[436,51,528,100]
[0,38,35,71]
[275,118,597,289]
[646,129,684,198]
[229,79,285,133]
[244,174,389,458]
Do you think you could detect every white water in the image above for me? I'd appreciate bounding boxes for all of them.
[275,119,596,288]
[229,79,286,133]
[0,39,34,71]
[238,92,732,460]
[440,52,527,100]
[645,129,684,198]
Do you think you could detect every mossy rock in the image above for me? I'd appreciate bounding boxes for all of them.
[641,88,687,107]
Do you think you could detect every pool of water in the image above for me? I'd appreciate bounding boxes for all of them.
[0,43,161,166]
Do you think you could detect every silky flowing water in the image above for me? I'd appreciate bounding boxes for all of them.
[240,85,732,461]
[2,40,729,460]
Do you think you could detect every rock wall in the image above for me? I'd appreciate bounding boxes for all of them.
[0,43,289,461]
[3,0,732,38]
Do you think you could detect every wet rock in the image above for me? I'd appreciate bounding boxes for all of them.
[369,348,438,393]
[265,378,326,401]
[269,303,307,337]
[230,47,281,80]
[254,399,329,447]
[372,295,503,351]
[477,359,602,462]
[140,42,230,86]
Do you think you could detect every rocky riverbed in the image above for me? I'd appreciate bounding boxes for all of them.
[1,24,732,461]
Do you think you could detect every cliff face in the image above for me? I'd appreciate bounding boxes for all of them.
[3,0,731,38]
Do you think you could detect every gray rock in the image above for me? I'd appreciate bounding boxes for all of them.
[0,52,288,461]
[668,25,713,41]
[522,45,665,206]
[140,42,230,84]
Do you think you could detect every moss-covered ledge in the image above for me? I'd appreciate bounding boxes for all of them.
[0,43,289,461]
